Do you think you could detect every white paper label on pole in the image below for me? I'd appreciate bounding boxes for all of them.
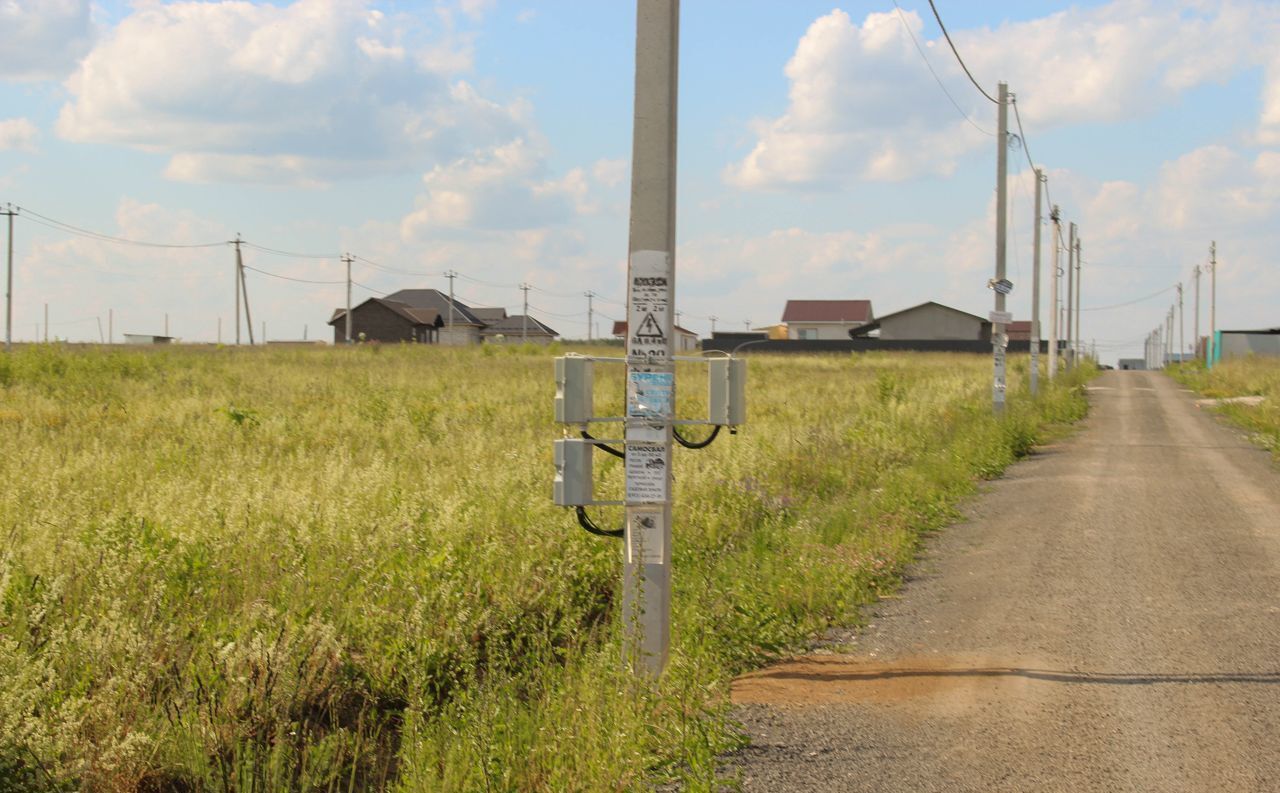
[627,250,671,362]
[627,370,673,420]
[626,508,665,565]
[989,310,1013,325]
[625,442,668,503]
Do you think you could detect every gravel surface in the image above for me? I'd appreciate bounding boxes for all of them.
[724,370,1280,792]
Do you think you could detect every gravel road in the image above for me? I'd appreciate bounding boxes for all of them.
[725,370,1280,792]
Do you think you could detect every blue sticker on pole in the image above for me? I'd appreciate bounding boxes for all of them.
[627,370,674,420]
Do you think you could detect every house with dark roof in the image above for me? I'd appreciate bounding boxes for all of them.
[611,320,700,351]
[781,299,874,340]
[328,288,560,345]
[480,315,560,345]
[850,301,991,341]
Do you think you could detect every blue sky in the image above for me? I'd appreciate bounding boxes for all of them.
[2,0,1277,362]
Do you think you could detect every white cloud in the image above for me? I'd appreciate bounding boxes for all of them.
[54,0,528,185]
[399,138,591,237]
[727,1,1280,190]
[0,118,39,152]
[0,0,94,82]
[591,158,627,188]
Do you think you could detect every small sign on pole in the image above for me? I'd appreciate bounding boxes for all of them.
[989,310,1013,325]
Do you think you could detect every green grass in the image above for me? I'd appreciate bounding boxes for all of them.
[0,345,1093,792]
[1169,356,1280,458]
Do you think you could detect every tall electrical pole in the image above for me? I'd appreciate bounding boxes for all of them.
[1192,265,1201,361]
[239,243,255,345]
[1065,222,1076,369]
[1209,241,1217,366]
[1074,236,1082,366]
[1048,205,1061,380]
[622,0,678,676]
[1177,282,1184,364]
[234,236,243,345]
[709,315,717,335]
[991,81,1009,414]
[108,309,113,345]
[343,253,353,344]
[520,282,531,343]
[4,204,13,352]
[445,270,457,345]
[43,303,48,343]
[1030,168,1043,394]
[585,291,595,341]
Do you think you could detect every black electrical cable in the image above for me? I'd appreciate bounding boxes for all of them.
[673,424,721,450]
[576,506,624,539]
[581,430,625,459]
[927,0,998,105]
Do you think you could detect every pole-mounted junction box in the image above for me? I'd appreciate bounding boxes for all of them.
[553,438,593,506]
[708,357,746,427]
[555,356,593,424]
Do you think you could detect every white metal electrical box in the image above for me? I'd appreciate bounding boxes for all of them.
[553,438,593,506]
[554,357,594,424]
[708,358,746,427]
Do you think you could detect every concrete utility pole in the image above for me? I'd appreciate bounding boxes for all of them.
[622,0,679,676]
[4,204,14,353]
[1048,205,1061,380]
[239,242,255,345]
[1209,241,1217,366]
[234,236,243,345]
[109,309,113,344]
[1192,265,1201,360]
[343,253,353,344]
[1065,222,1076,369]
[992,81,1010,414]
[1074,236,1082,368]
[1177,283,1184,364]
[445,270,457,345]
[1030,168,1044,395]
[709,315,717,334]
[520,282,531,343]
[585,291,595,341]
[43,303,48,343]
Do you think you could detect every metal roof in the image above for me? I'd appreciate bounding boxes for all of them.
[781,299,873,323]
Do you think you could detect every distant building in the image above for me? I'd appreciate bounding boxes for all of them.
[851,301,990,341]
[1006,320,1033,342]
[480,315,560,345]
[611,320,700,352]
[1117,358,1147,371]
[1213,328,1280,366]
[123,334,174,345]
[327,288,555,346]
[780,300,874,340]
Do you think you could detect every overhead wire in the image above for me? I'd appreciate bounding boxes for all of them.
[926,0,998,104]
[1080,284,1177,312]
[16,207,228,249]
[241,264,345,285]
[891,0,995,136]
[240,241,339,260]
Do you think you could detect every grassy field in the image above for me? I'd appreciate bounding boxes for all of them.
[0,344,1091,792]
[1170,356,1280,458]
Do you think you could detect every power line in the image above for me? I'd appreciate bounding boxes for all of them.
[926,0,998,105]
[1010,95,1053,209]
[352,255,442,277]
[16,207,228,249]
[241,263,345,285]
[891,0,995,136]
[240,241,339,260]
[1081,283,1176,312]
